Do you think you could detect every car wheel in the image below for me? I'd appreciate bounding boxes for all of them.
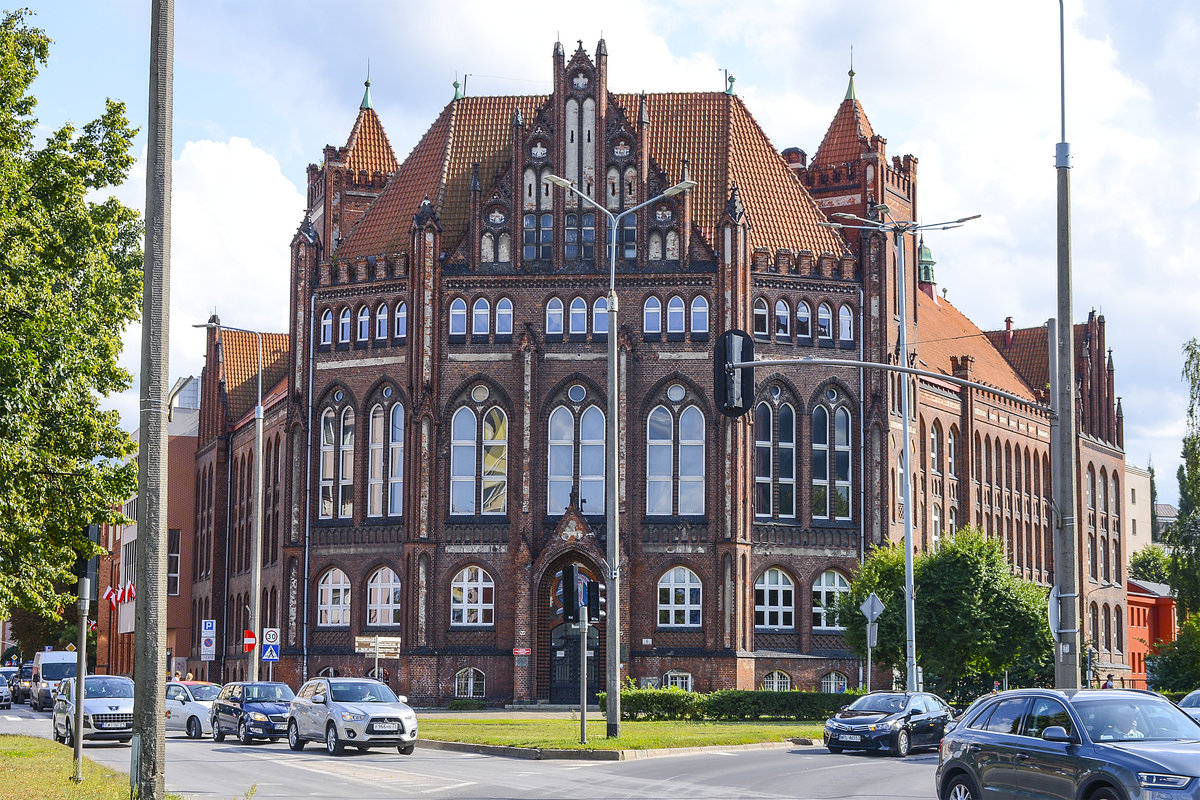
[827,744,843,754]
[186,716,202,740]
[64,722,75,749]
[1087,789,1120,800]
[238,719,254,745]
[398,744,414,755]
[325,723,344,756]
[52,722,63,744]
[894,728,911,757]
[212,718,225,742]
[944,774,979,800]
[287,721,306,751]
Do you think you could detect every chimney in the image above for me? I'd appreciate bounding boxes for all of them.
[1004,316,1014,348]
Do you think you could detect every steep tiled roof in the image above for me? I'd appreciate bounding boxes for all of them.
[915,291,1036,401]
[219,329,290,422]
[339,92,846,261]
[811,93,876,168]
[983,323,1089,397]
[342,107,398,174]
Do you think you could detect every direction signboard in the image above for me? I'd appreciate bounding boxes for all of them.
[860,592,885,622]
[354,636,402,656]
[261,644,280,662]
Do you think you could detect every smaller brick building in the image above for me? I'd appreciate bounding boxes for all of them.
[1125,578,1176,689]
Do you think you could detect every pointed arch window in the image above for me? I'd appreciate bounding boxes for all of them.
[932,504,943,550]
[1086,466,1096,509]
[366,566,402,626]
[947,428,958,477]
[755,568,794,629]
[375,304,388,339]
[339,308,351,343]
[690,296,709,335]
[657,567,702,627]
[645,404,705,516]
[839,305,854,342]
[338,408,355,518]
[775,299,790,337]
[796,302,812,338]
[317,568,350,627]
[754,404,772,517]
[547,405,606,515]
[812,570,849,630]
[753,298,769,337]
[546,297,564,335]
[667,296,685,334]
[593,297,608,336]
[449,298,467,336]
[643,296,661,334]
[496,298,513,337]
[930,422,943,474]
[450,566,494,627]
[393,302,407,340]
[388,404,404,516]
[319,409,335,519]
[320,310,333,345]
[357,306,371,342]
[368,405,385,517]
[569,297,587,334]
[472,298,490,335]
[817,303,833,340]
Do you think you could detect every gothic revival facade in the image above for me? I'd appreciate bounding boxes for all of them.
[186,41,1129,699]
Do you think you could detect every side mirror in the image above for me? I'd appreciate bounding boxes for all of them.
[1041,726,1076,743]
[396,695,408,704]
[312,694,326,705]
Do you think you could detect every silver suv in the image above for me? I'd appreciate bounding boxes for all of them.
[287,677,417,756]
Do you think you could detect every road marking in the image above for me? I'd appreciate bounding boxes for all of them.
[235,747,476,794]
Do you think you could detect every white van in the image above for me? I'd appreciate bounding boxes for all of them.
[31,651,77,712]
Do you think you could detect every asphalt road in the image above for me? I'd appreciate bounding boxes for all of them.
[1,701,940,800]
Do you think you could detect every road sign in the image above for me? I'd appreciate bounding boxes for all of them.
[201,619,216,635]
[860,592,885,622]
[243,630,256,653]
[200,636,215,662]
[354,636,402,655]
[866,621,879,649]
[513,647,532,656]
[263,628,279,647]
[261,644,280,662]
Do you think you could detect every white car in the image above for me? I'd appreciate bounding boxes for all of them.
[52,675,134,746]
[166,681,221,738]
[287,677,418,755]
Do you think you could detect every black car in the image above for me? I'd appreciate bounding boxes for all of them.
[13,664,34,704]
[210,682,295,744]
[935,688,1200,800]
[824,691,954,756]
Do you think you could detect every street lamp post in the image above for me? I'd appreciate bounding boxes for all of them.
[820,207,979,691]
[195,321,265,681]
[545,174,696,737]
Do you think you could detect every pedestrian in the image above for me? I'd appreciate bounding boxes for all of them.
[173,670,182,681]
[1102,673,1114,689]
[992,680,1001,694]
[185,671,193,681]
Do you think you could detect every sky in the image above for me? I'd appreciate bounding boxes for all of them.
[22,0,1199,505]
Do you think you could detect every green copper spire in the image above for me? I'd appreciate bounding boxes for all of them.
[845,47,856,101]
[918,236,936,283]
[453,78,462,100]
[360,77,373,110]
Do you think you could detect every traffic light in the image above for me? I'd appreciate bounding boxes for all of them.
[587,579,606,623]
[714,329,754,418]
[555,564,580,623]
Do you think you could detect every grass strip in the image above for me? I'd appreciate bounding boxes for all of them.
[0,735,196,800]
[417,718,824,750]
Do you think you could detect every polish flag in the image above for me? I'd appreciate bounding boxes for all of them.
[124,580,136,602]
[87,619,97,632]
[103,586,117,609]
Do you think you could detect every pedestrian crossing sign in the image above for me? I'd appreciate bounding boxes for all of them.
[261,643,280,662]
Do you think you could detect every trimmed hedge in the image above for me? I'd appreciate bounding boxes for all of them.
[597,688,854,721]
[446,699,487,711]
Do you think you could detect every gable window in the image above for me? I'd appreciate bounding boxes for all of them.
[839,305,854,342]
[546,297,564,335]
[817,303,833,340]
[320,310,333,345]
[690,296,709,335]
[646,405,705,516]
[621,216,637,260]
[775,299,790,338]
[564,212,595,260]
[547,405,606,515]
[375,304,388,340]
[338,408,355,519]
[450,565,494,626]
[394,302,408,340]
[812,570,849,630]
[666,296,685,334]
[339,308,351,343]
[643,297,661,334]
[449,298,467,337]
[796,302,812,338]
[753,298,769,337]
[657,567,702,627]
[357,306,371,342]
[472,299,490,335]
[570,297,587,335]
[755,567,794,629]
[317,568,350,626]
[366,566,402,626]
[496,298,513,337]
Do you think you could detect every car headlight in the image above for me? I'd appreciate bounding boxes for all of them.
[402,712,416,722]
[1139,773,1192,790]
[340,711,366,722]
[82,714,91,726]
[250,712,269,722]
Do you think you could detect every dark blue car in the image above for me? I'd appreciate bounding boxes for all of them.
[824,691,954,756]
[211,682,295,744]
[936,688,1200,799]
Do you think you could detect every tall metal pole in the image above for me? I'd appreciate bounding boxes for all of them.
[71,577,89,783]
[248,332,264,681]
[605,219,621,738]
[579,613,589,744]
[135,1,172,797]
[1053,0,1082,690]
[895,229,918,692]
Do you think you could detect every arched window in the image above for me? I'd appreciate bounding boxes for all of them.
[320,310,333,345]
[753,298,769,337]
[1112,475,1121,516]
[646,406,673,515]
[754,568,794,629]
[833,408,851,518]
[1089,602,1099,649]
[1103,604,1112,651]
[455,667,485,698]
[948,506,958,535]
[897,453,907,508]
[812,570,849,630]
[678,407,705,514]
[319,409,335,519]
[811,406,828,519]
[1113,540,1122,583]
[754,403,773,517]
[667,296,685,334]
[496,298,513,336]
[592,297,608,335]
[821,671,848,693]
[1114,606,1123,652]
[368,405,385,517]
[947,428,958,477]
[339,308,351,343]
[932,504,943,549]
[580,406,606,512]
[449,298,467,336]
[762,671,791,691]
[480,232,495,262]
[643,296,661,334]
[774,299,790,337]
[1099,468,1109,513]
[817,303,833,339]
[450,407,477,515]
[375,304,388,340]
[451,405,508,516]
[796,302,812,338]
[930,423,942,474]
[690,296,709,335]
[1101,536,1110,583]
[657,567,702,627]
[394,302,407,340]
[838,305,854,342]
[663,670,693,691]
[357,306,371,342]
[450,566,494,626]
[366,566,402,626]
[546,297,564,335]
[547,407,574,515]
[646,404,705,516]
[1086,466,1096,509]
[547,404,605,516]
[338,408,355,519]
[317,568,350,626]
[472,298,490,335]
[481,407,508,515]
[389,404,404,516]
[569,297,587,334]
[778,404,796,518]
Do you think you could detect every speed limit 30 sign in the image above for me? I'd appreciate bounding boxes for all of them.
[263,628,280,647]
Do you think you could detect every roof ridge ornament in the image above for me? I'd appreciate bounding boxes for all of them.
[845,46,856,101]
[361,59,373,110]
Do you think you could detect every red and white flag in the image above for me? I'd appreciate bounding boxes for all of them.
[103,585,117,609]
[124,580,136,603]
[86,619,97,632]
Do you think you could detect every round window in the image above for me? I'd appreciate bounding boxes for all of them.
[471,385,490,403]
[568,384,586,403]
[769,385,782,401]
[334,390,344,402]
[667,384,685,402]
[383,387,393,399]
[826,388,838,403]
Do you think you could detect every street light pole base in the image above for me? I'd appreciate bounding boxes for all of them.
[607,721,620,739]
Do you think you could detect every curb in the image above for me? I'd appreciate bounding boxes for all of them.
[418,737,816,761]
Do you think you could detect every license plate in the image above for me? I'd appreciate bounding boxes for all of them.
[99,722,125,729]
[274,723,288,730]
[373,722,398,731]
[839,734,861,742]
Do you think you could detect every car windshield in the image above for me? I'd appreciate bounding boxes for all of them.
[846,694,907,714]
[84,677,134,699]
[42,662,76,681]
[329,681,398,704]
[189,684,221,702]
[1180,692,1200,709]
[19,667,32,680]
[243,684,295,702]
[1074,697,1200,742]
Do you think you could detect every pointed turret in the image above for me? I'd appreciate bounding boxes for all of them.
[360,77,373,110]
[917,236,938,300]
[811,67,877,167]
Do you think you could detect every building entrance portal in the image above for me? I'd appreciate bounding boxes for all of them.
[549,622,599,704]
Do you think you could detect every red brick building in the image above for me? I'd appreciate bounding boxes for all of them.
[1125,578,1176,689]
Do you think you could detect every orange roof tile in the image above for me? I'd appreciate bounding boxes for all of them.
[342,107,399,174]
[219,329,290,422]
[983,322,1089,397]
[915,291,1036,401]
[811,96,876,168]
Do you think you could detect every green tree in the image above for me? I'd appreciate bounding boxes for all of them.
[1164,339,1200,621]
[1150,462,1159,541]
[1146,614,1200,692]
[0,10,142,618]
[1129,544,1171,585]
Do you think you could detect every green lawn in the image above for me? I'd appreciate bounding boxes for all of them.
[418,718,825,750]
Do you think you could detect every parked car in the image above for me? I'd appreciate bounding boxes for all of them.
[936,688,1200,800]
[0,677,11,709]
[51,675,135,746]
[0,666,17,693]
[31,650,77,712]
[824,690,954,756]
[287,677,418,756]
[211,682,294,744]
[165,681,221,739]
[1179,689,1200,723]
[13,664,34,704]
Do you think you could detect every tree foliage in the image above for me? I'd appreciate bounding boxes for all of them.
[837,528,1053,702]
[0,10,142,618]
[1146,613,1200,692]
[1129,544,1171,585]
[1164,339,1200,621]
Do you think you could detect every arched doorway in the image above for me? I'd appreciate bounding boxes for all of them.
[537,556,605,704]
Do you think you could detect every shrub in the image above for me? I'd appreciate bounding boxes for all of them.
[447,699,486,711]
[599,688,851,721]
